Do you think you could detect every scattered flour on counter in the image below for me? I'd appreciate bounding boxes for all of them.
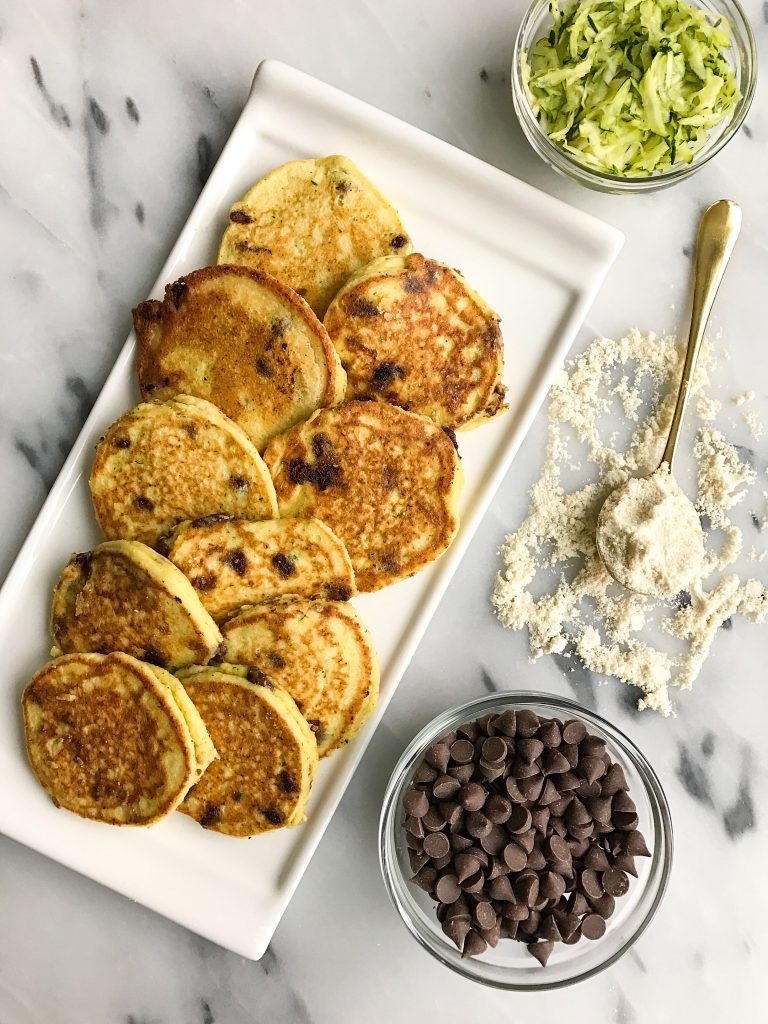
[731,390,754,406]
[492,329,768,717]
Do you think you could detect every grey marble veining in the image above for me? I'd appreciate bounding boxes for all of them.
[1,1,767,1021]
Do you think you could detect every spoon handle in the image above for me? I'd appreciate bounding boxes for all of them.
[660,199,742,470]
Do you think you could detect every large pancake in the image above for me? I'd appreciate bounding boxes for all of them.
[51,540,223,670]
[22,652,216,826]
[165,515,356,622]
[90,395,278,546]
[177,665,318,836]
[324,253,507,430]
[221,600,379,757]
[134,266,345,451]
[263,401,464,591]
[217,155,412,317]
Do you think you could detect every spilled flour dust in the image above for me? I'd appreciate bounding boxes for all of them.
[492,329,767,716]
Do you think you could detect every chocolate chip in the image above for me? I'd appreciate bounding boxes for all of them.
[412,866,437,891]
[507,804,532,834]
[422,806,446,832]
[113,436,131,449]
[543,749,571,775]
[371,361,406,390]
[624,831,652,857]
[423,832,450,860]
[562,719,587,744]
[246,667,272,688]
[435,874,461,904]
[403,789,429,818]
[226,549,247,575]
[449,739,475,765]
[537,720,561,747]
[462,930,487,958]
[425,743,450,773]
[494,710,517,736]
[466,811,492,839]
[404,815,425,838]
[229,209,252,223]
[580,869,603,900]
[255,357,273,378]
[581,914,607,940]
[277,769,297,794]
[230,475,249,491]
[583,845,610,872]
[601,762,628,795]
[271,552,295,578]
[134,495,154,511]
[443,917,472,950]
[432,774,460,800]
[517,737,544,763]
[349,296,380,318]
[192,574,217,592]
[413,762,438,786]
[199,803,222,827]
[485,794,512,824]
[612,790,636,814]
[515,709,540,737]
[390,234,408,249]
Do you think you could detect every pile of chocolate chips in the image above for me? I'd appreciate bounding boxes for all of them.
[402,709,651,965]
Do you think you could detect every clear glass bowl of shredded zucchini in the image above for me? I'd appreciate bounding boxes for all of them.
[512,0,756,192]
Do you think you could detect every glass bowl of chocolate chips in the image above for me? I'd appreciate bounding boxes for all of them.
[379,692,672,989]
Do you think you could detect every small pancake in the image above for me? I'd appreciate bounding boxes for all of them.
[324,253,507,430]
[134,266,345,451]
[165,515,356,622]
[51,540,223,670]
[177,665,318,836]
[218,155,412,317]
[263,401,464,591]
[22,652,216,826]
[221,600,379,757]
[90,395,278,546]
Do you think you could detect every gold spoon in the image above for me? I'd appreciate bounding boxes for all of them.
[595,199,742,595]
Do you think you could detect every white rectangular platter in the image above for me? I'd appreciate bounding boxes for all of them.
[0,60,622,959]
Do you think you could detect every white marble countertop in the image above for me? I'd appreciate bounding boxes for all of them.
[1,1,767,1021]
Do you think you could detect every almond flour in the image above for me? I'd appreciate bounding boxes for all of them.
[492,329,767,716]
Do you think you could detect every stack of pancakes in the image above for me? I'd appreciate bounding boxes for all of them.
[22,155,506,838]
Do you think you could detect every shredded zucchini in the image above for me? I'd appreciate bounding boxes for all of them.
[522,0,741,176]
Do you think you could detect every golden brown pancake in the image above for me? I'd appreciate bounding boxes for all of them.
[165,515,356,622]
[221,599,379,756]
[263,401,464,591]
[134,266,345,451]
[51,541,223,670]
[90,395,278,546]
[324,253,507,429]
[177,665,318,836]
[218,155,412,317]
[22,652,216,826]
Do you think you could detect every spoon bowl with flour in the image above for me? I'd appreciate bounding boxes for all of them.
[596,200,742,599]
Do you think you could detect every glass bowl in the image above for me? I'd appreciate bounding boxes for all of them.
[379,692,672,989]
[511,0,757,194]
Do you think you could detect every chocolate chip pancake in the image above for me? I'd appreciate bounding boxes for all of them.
[90,395,277,546]
[221,599,379,756]
[165,515,356,622]
[177,665,317,836]
[218,155,412,317]
[22,652,216,826]
[324,253,507,429]
[134,266,345,451]
[262,401,464,591]
[51,540,222,670]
